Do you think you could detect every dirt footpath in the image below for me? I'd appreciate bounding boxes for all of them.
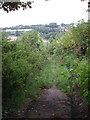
[19,86,72,118]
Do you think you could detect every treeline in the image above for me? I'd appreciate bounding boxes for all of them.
[48,21,90,104]
[29,23,72,41]
[2,30,48,117]
[3,22,73,30]
[3,22,74,41]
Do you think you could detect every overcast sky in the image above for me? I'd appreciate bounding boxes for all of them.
[0,0,88,28]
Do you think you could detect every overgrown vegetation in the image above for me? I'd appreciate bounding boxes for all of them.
[2,30,47,117]
[48,21,90,104]
[2,21,89,117]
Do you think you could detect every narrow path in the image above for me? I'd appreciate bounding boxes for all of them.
[17,86,72,118]
[9,58,87,119]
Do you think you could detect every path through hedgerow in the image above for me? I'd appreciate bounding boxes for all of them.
[14,86,72,118]
[23,86,72,118]
[9,57,87,118]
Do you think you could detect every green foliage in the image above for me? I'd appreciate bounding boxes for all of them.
[2,21,89,117]
[71,58,89,103]
[47,41,57,55]
[21,30,43,48]
[49,23,58,28]
[71,22,90,48]
[29,25,65,41]
[36,56,72,95]
[2,30,47,116]
[51,21,89,104]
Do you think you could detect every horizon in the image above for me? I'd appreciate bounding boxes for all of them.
[2,22,78,29]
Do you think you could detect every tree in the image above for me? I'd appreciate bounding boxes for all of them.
[0,0,32,12]
[15,30,20,36]
[49,23,58,28]
[0,0,49,12]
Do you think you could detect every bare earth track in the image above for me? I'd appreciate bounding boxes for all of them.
[16,86,72,118]
[8,85,88,119]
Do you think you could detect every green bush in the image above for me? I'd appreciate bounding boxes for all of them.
[52,22,89,104]
[2,30,47,116]
[73,58,89,104]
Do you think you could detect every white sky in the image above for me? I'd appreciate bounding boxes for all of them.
[0,0,88,28]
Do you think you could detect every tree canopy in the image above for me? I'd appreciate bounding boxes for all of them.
[0,0,49,12]
[0,0,32,12]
